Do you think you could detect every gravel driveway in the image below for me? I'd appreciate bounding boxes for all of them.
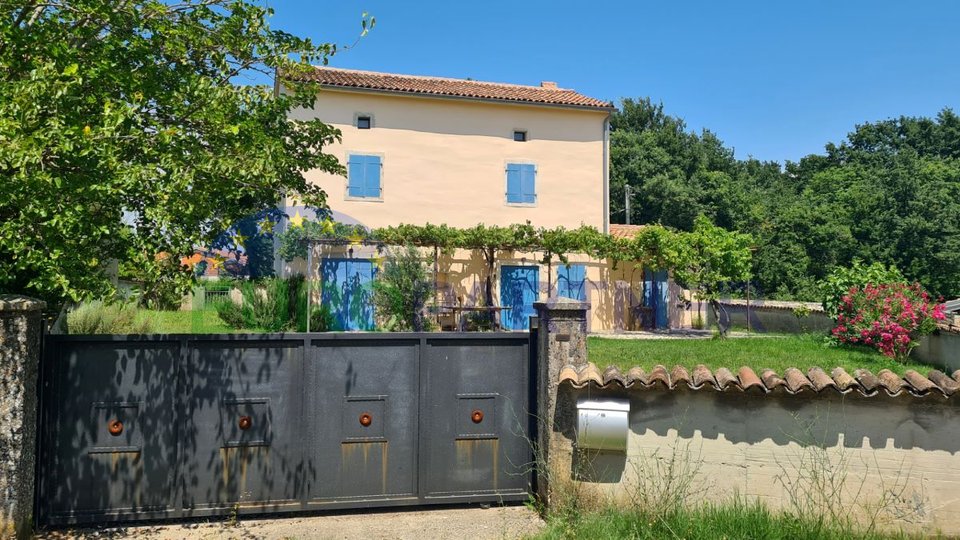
[36,505,545,540]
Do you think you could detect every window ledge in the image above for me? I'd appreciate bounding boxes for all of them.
[344,195,384,203]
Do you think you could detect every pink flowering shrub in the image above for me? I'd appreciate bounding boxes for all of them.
[833,282,946,359]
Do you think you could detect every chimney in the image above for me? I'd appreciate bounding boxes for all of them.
[540,81,558,89]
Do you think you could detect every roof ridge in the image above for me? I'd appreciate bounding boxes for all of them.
[558,363,959,399]
[309,66,572,92]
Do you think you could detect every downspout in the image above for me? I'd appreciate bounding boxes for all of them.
[602,114,611,234]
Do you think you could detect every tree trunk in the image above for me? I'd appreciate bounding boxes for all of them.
[710,298,730,337]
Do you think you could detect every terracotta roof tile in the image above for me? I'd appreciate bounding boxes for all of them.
[608,224,646,239]
[928,370,959,396]
[877,370,906,394]
[290,67,615,110]
[602,365,625,387]
[558,362,957,399]
[647,365,671,388]
[760,369,787,391]
[691,364,716,389]
[783,368,814,393]
[830,367,858,392]
[903,370,936,394]
[738,367,765,392]
[854,369,881,394]
[670,365,691,387]
[807,367,837,392]
[714,368,739,390]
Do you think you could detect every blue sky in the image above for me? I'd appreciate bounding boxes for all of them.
[263,0,960,164]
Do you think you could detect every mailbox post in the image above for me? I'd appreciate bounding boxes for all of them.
[534,296,590,504]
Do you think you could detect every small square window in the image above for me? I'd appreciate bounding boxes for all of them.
[357,116,371,129]
[513,130,527,142]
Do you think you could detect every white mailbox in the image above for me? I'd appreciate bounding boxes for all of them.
[576,398,630,452]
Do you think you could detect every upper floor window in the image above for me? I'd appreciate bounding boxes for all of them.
[506,163,536,205]
[347,154,382,199]
[357,115,372,129]
[513,130,527,142]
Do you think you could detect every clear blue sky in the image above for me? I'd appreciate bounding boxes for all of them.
[263,0,960,164]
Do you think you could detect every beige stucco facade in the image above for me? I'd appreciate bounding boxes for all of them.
[280,79,687,332]
[283,243,686,333]
[288,88,609,231]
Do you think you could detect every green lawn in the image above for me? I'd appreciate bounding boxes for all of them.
[140,309,250,334]
[587,334,938,376]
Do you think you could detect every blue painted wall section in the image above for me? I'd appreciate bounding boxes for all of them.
[642,268,670,329]
[321,258,377,330]
[500,265,539,330]
[557,264,586,301]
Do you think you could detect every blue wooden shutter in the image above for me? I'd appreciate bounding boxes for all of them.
[348,156,365,197]
[558,264,586,301]
[520,164,536,203]
[364,155,381,198]
[506,164,522,203]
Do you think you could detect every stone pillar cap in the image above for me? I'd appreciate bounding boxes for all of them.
[0,295,47,312]
[534,296,591,311]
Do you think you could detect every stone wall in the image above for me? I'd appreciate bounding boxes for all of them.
[0,296,45,539]
[536,299,960,536]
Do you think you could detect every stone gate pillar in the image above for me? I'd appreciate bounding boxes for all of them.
[0,296,45,539]
[533,297,590,504]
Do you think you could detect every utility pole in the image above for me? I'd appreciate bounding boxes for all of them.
[624,184,632,225]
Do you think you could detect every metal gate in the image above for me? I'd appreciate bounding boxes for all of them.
[36,332,535,526]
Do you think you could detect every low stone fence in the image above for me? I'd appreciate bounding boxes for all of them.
[915,331,960,373]
[537,300,960,536]
[707,298,834,334]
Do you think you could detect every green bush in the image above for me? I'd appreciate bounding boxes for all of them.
[372,245,435,332]
[214,275,316,332]
[820,260,906,319]
[213,298,246,329]
[66,300,154,334]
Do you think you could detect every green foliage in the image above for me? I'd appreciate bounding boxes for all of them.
[372,246,435,331]
[213,298,246,330]
[611,99,960,301]
[277,220,374,261]
[65,300,154,334]
[820,260,906,319]
[534,499,908,540]
[214,275,313,332]
[0,1,355,306]
[673,216,753,300]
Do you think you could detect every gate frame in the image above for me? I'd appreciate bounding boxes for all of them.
[35,331,537,526]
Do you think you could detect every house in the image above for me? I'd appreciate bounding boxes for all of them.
[280,67,675,332]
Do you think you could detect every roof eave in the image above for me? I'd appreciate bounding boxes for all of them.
[308,82,616,113]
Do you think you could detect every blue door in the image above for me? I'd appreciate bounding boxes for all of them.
[642,268,670,329]
[557,264,587,301]
[321,258,376,331]
[500,265,539,331]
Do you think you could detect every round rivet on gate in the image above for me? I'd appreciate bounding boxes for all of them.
[471,410,484,424]
[108,419,124,436]
[238,415,252,431]
[359,413,373,427]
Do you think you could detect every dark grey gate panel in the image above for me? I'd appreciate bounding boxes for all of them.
[37,332,534,526]
[181,338,303,514]
[39,339,179,523]
[420,337,532,501]
[305,338,419,505]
